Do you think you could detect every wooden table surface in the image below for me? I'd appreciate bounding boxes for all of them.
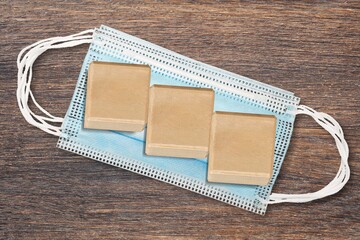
[1,1,359,239]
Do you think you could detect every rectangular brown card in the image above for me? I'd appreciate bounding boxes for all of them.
[84,61,151,132]
[208,112,277,186]
[146,85,215,158]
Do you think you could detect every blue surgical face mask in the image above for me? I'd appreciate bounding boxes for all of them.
[17,25,350,215]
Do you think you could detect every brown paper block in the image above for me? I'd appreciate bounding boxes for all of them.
[84,61,151,132]
[208,112,277,186]
[146,85,215,158]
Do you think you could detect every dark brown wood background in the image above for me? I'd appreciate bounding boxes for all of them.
[1,1,359,239]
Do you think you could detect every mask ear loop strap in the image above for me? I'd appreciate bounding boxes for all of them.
[267,104,350,204]
[17,29,94,136]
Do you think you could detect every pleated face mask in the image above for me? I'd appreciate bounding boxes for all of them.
[17,25,350,215]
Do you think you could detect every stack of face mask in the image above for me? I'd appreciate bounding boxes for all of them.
[17,25,350,215]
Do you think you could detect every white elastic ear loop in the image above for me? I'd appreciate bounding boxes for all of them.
[267,105,350,204]
[17,29,94,136]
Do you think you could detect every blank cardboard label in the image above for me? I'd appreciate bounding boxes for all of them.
[146,85,214,159]
[208,112,277,186]
[84,61,151,132]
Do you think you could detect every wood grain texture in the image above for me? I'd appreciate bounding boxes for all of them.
[0,1,359,239]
